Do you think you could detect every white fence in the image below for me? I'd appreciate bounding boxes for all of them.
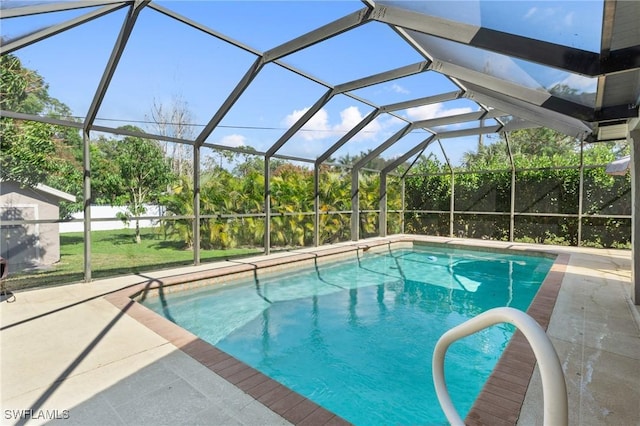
[60,205,162,233]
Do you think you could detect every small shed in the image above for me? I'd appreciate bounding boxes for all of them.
[0,181,76,273]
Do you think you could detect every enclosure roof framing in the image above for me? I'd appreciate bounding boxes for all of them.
[0,0,638,166]
[0,2,127,55]
[372,1,638,77]
[83,0,150,130]
[0,0,125,18]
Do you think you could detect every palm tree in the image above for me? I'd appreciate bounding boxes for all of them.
[319,169,351,244]
[160,175,194,248]
[270,165,314,247]
[359,172,379,238]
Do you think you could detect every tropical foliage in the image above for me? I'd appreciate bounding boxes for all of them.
[2,58,631,254]
[406,131,631,248]
[0,54,83,218]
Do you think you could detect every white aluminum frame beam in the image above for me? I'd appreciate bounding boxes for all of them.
[381,90,462,113]
[79,0,149,281]
[153,4,375,151]
[371,2,634,77]
[266,88,335,157]
[436,124,502,139]
[82,129,91,282]
[334,61,429,93]
[0,110,83,129]
[350,123,412,241]
[594,0,617,111]
[381,135,436,175]
[346,92,487,171]
[463,82,593,139]
[315,89,478,171]
[263,8,372,63]
[267,60,435,158]
[316,108,381,165]
[147,3,260,55]
[350,108,504,174]
[412,110,495,130]
[0,0,124,18]
[379,135,436,237]
[84,0,150,130]
[352,123,413,171]
[194,57,265,147]
[629,122,640,305]
[91,124,195,146]
[1,3,126,55]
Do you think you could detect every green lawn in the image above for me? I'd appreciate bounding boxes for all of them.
[6,227,262,291]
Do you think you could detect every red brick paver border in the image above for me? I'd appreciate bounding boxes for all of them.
[465,253,569,425]
[104,289,350,426]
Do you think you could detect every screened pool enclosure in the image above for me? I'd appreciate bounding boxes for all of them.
[1,0,639,300]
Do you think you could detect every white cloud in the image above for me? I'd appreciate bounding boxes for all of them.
[333,106,362,134]
[283,107,330,141]
[405,104,442,120]
[405,103,474,121]
[524,6,563,22]
[563,11,574,27]
[282,105,383,142]
[524,7,537,19]
[219,134,246,147]
[335,106,382,141]
[390,83,409,94]
[283,107,306,127]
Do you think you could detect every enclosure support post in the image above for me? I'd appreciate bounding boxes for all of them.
[401,177,406,234]
[578,141,585,246]
[630,128,640,304]
[193,146,200,265]
[510,169,516,242]
[449,171,455,237]
[351,170,360,241]
[380,172,388,237]
[82,129,91,283]
[505,132,515,242]
[265,156,271,255]
[314,164,320,247]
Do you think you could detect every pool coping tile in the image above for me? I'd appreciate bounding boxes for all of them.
[104,238,568,426]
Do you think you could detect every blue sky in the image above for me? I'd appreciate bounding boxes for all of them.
[2,0,603,166]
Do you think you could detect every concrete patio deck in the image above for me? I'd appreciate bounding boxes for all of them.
[1,237,639,425]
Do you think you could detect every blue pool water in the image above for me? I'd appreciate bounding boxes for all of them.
[143,245,553,425]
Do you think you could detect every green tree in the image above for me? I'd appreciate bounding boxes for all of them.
[112,126,175,243]
[90,136,128,206]
[1,119,61,186]
[461,128,578,170]
[0,54,48,114]
[0,54,83,199]
[403,156,451,235]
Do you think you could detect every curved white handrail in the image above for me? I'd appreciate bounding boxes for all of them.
[432,307,568,426]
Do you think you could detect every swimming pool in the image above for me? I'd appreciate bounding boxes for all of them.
[142,244,553,424]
